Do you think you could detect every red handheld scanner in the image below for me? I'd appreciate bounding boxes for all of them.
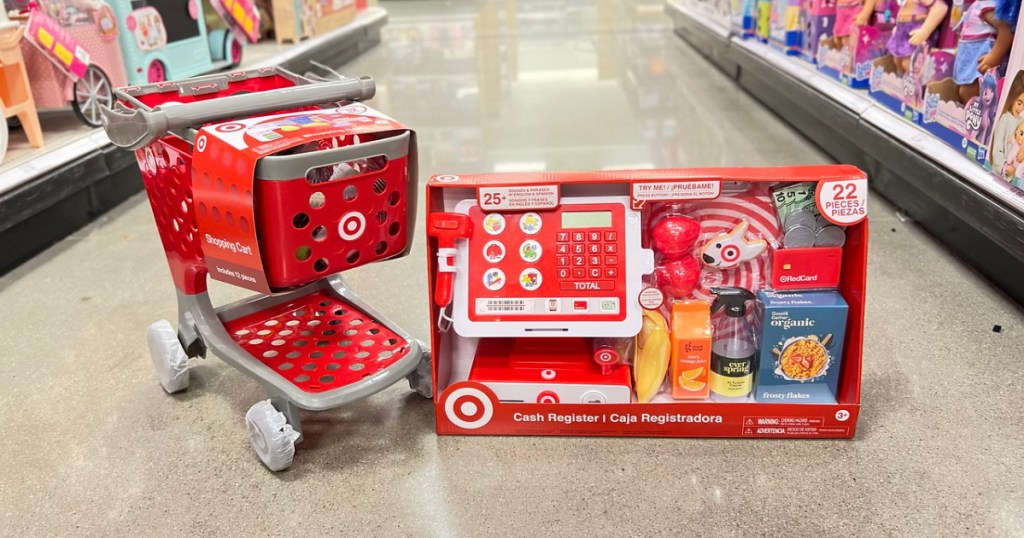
[428,212,473,306]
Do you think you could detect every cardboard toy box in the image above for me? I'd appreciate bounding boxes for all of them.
[769,0,803,55]
[987,13,1024,188]
[733,0,759,37]
[426,166,868,438]
[817,16,894,88]
[800,0,836,63]
[755,290,848,403]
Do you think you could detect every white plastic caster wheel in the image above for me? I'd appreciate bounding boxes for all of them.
[245,400,300,472]
[407,340,433,399]
[146,320,189,394]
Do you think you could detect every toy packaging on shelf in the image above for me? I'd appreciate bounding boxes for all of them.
[733,0,759,37]
[983,1,1024,186]
[817,0,895,88]
[12,0,128,128]
[101,67,430,471]
[800,0,836,63]
[105,0,256,85]
[426,167,868,438]
[769,0,803,54]
[757,0,773,41]
[868,0,955,122]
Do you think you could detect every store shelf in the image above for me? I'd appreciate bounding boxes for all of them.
[0,8,388,276]
[666,0,1024,304]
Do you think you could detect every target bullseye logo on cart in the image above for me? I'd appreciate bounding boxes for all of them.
[196,135,208,152]
[215,123,244,133]
[443,385,496,430]
[337,211,366,241]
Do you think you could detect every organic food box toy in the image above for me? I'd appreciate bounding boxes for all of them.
[769,0,803,54]
[755,290,848,403]
[733,0,759,37]
[101,67,430,472]
[426,166,869,439]
[987,3,1024,187]
[817,0,896,88]
[800,0,837,63]
[922,0,1018,165]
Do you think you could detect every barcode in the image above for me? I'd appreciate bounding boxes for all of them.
[487,306,526,312]
[483,299,527,312]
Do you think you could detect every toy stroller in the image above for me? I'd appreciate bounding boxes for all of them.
[101,67,431,471]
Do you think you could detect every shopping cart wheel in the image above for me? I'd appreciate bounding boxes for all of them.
[146,320,190,394]
[407,340,433,399]
[245,400,300,472]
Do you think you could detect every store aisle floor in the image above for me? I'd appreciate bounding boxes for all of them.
[1,1,1022,536]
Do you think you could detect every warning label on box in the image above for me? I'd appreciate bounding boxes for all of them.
[740,416,844,437]
[478,185,560,211]
[632,180,721,204]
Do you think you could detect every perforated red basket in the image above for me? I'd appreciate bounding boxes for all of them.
[114,68,414,293]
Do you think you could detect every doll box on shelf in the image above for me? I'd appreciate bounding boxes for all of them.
[768,0,803,54]
[817,22,894,88]
[425,166,868,439]
[987,10,1024,187]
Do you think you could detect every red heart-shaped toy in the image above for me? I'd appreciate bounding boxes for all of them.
[651,216,701,259]
[655,255,702,300]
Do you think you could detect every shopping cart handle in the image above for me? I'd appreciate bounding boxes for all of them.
[102,76,376,151]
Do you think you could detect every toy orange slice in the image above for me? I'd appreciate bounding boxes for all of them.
[681,366,704,380]
[679,377,706,392]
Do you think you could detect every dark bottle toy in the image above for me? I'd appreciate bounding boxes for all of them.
[709,287,757,401]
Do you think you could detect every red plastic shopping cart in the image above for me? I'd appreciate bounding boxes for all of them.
[101,67,430,471]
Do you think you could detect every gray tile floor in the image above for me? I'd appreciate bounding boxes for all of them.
[2,1,1023,536]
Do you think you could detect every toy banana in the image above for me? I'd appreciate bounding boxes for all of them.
[634,309,670,403]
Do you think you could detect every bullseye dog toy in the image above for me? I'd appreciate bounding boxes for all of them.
[700,220,769,269]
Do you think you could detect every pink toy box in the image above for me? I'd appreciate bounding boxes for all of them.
[816,0,895,88]
[15,0,127,127]
[986,14,1024,189]
[800,0,836,63]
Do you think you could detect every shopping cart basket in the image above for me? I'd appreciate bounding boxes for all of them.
[102,67,431,471]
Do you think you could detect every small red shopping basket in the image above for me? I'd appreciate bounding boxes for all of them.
[110,68,415,294]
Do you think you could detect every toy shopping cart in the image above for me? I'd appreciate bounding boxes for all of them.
[102,67,430,471]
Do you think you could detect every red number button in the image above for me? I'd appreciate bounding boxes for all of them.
[557,256,568,266]
[557,232,569,242]
[588,244,601,254]
[588,232,601,242]
[573,244,585,255]
[573,256,586,266]
[589,268,601,278]
[573,232,585,242]
[557,244,569,254]
[557,268,569,279]
[589,256,601,266]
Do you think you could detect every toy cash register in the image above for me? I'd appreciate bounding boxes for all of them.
[448,195,655,338]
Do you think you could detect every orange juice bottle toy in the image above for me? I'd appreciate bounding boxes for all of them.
[887,0,949,74]
[834,0,877,48]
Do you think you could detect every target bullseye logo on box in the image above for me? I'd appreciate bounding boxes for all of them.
[450,195,654,338]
